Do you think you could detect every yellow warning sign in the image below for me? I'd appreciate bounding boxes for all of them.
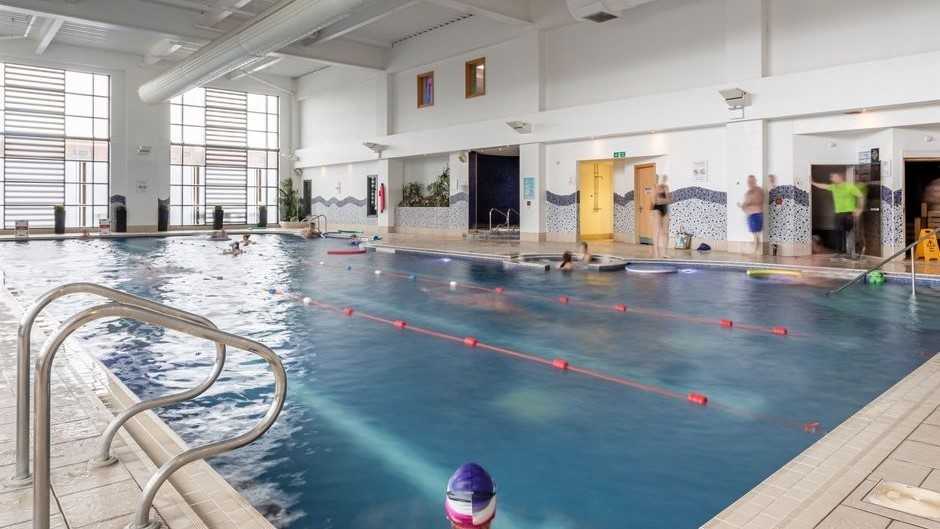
[916,228,940,261]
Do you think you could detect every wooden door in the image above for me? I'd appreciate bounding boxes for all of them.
[634,164,656,244]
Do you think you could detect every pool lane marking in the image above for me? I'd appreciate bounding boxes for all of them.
[278,289,821,435]
[311,258,799,337]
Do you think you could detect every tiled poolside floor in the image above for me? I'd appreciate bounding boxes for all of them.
[0,287,271,529]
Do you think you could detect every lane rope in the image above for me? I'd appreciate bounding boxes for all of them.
[306,257,799,338]
[269,287,822,435]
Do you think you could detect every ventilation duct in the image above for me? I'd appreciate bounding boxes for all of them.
[138,0,365,103]
[566,0,657,22]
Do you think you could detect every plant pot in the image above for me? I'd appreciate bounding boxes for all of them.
[54,207,65,235]
[157,205,169,232]
[258,206,268,228]
[212,206,224,230]
[114,205,127,233]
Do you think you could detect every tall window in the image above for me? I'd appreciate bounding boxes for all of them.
[170,87,278,226]
[0,63,111,229]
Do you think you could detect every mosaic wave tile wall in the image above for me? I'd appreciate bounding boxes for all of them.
[311,196,378,226]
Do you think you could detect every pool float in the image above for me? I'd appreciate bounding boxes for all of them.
[746,269,802,278]
[866,270,886,285]
[327,248,367,255]
[625,264,678,274]
[445,463,496,529]
[506,253,627,272]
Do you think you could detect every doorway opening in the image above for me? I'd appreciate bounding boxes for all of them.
[302,180,312,218]
[578,160,613,240]
[810,164,881,257]
[468,147,520,235]
[633,163,656,245]
[904,159,940,247]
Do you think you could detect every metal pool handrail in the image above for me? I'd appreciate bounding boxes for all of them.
[9,282,226,487]
[33,302,287,529]
[827,234,932,296]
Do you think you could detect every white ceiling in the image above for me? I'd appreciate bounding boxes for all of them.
[0,0,545,80]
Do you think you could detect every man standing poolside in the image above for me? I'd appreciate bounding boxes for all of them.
[812,172,865,258]
[737,174,765,255]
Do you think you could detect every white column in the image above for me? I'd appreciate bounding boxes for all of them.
[519,142,546,240]
[725,120,766,251]
[378,158,403,232]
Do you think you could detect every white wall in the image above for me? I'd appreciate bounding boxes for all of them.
[542,0,728,110]
[390,32,540,133]
[402,155,450,189]
[298,67,385,150]
[0,39,293,229]
[767,0,940,76]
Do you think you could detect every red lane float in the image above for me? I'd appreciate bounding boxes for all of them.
[393,320,408,329]
[328,248,367,255]
[687,392,709,406]
[720,319,734,328]
[463,336,479,347]
[552,358,569,370]
[772,326,789,336]
[614,304,628,312]
[343,307,355,316]
[558,295,570,304]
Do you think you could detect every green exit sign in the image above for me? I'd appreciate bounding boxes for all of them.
[613,151,626,159]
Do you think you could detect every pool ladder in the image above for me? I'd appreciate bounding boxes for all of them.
[828,234,933,296]
[5,282,287,529]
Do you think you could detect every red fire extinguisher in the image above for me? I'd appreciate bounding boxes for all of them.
[378,183,386,213]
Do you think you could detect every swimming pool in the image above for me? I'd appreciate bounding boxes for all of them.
[1,234,937,529]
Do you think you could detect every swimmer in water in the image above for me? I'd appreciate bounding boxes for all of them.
[241,233,255,246]
[559,251,575,272]
[302,225,320,239]
[445,463,496,529]
[222,241,242,256]
[579,241,591,263]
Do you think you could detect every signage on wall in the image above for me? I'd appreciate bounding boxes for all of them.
[612,151,626,159]
[692,161,709,184]
[98,218,111,235]
[523,176,536,203]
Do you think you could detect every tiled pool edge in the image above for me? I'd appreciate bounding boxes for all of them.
[0,284,275,529]
[703,354,940,529]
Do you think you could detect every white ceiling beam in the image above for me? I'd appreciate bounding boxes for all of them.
[200,0,255,27]
[424,0,532,25]
[35,17,63,55]
[278,37,386,71]
[143,38,183,65]
[310,0,419,43]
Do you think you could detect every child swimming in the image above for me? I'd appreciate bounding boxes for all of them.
[222,241,242,256]
[241,233,255,246]
[559,251,575,271]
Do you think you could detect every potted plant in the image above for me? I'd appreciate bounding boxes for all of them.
[53,205,65,234]
[279,179,305,228]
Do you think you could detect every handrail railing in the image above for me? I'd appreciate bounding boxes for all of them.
[506,208,519,227]
[488,208,517,231]
[301,214,328,233]
[33,302,287,529]
[8,283,226,487]
[827,235,931,296]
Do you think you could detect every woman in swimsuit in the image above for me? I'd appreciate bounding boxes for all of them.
[649,174,672,258]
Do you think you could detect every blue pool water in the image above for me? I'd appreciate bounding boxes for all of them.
[2,234,939,529]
